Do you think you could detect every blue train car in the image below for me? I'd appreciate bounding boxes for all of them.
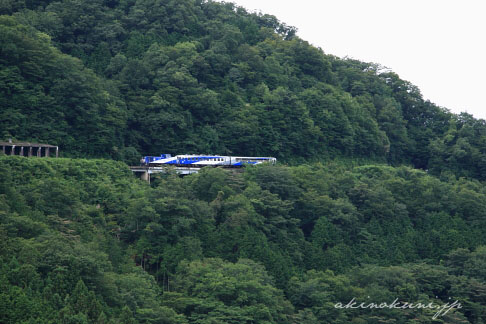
[140,154,172,165]
[143,154,276,167]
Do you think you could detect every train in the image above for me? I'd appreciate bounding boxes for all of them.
[141,154,276,167]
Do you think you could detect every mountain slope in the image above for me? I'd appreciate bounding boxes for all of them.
[1,156,486,323]
[2,0,485,179]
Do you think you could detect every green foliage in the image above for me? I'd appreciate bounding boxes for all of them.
[3,0,485,180]
[167,258,293,324]
[0,16,128,159]
[2,0,486,323]
[1,156,486,323]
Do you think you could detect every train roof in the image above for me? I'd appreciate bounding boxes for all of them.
[232,156,276,159]
[145,154,276,160]
[176,154,225,158]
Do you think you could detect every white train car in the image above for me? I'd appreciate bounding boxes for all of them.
[147,154,276,167]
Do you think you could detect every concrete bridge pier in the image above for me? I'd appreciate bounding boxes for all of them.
[141,171,150,183]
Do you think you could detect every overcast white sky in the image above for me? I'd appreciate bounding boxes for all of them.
[221,0,486,120]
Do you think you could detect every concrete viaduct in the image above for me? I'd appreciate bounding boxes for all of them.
[0,141,59,158]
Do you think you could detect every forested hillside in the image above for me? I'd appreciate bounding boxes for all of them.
[2,0,486,323]
[2,156,486,323]
[1,0,486,179]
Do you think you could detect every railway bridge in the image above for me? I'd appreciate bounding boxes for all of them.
[129,165,243,182]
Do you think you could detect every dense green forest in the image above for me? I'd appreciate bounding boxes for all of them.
[1,0,486,323]
[1,0,486,179]
[2,157,486,323]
